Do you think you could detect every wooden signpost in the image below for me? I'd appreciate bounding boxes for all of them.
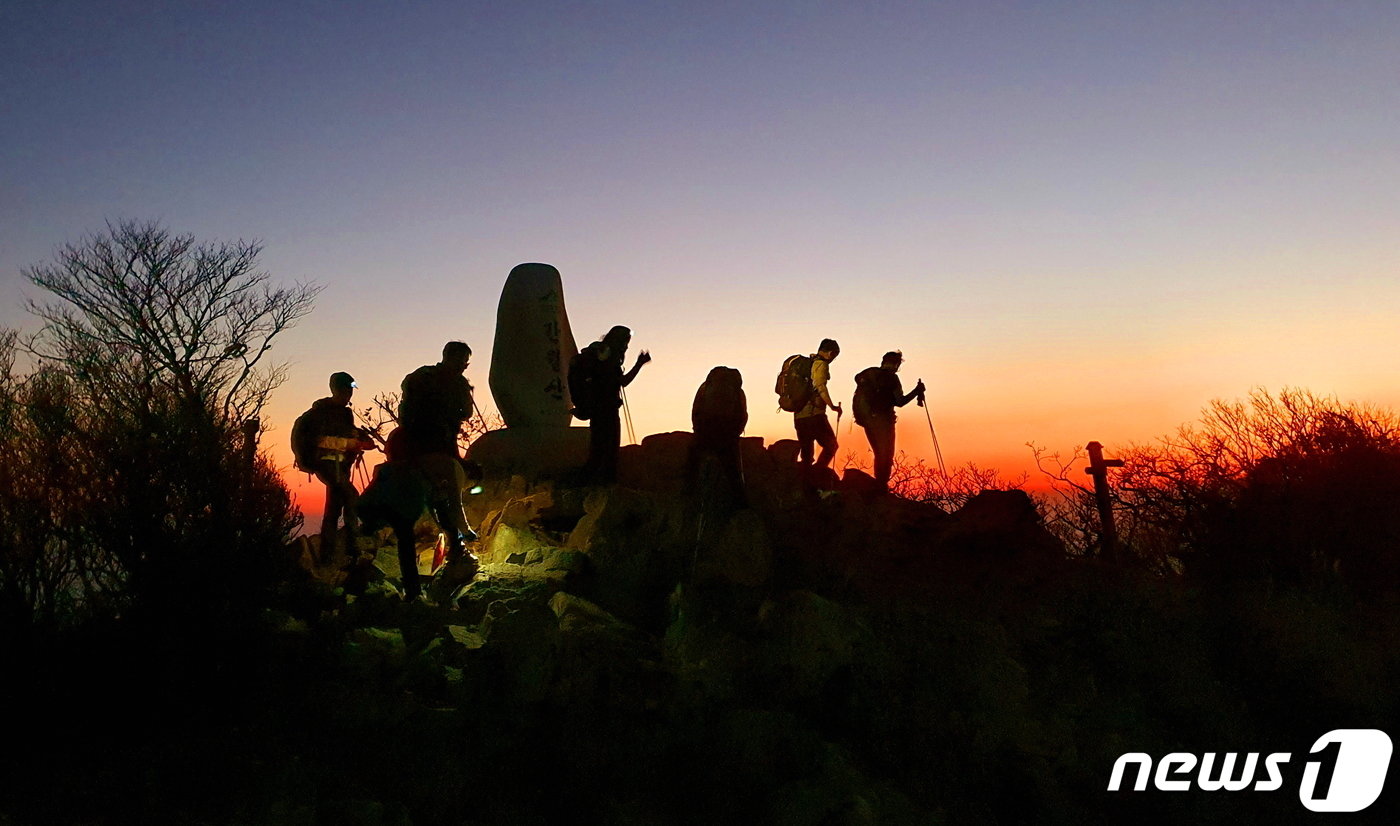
[1084,441,1124,562]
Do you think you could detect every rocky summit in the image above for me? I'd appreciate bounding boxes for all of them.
[278,431,1074,824]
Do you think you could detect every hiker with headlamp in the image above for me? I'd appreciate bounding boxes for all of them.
[291,371,375,565]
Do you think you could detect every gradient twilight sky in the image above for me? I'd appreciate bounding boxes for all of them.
[3,1,1399,515]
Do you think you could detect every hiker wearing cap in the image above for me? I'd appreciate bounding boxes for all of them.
[291,372,374,564]
[569,325,650,483]
[790,339,842,470]
[398,341,479,579]
[853,351,925,490]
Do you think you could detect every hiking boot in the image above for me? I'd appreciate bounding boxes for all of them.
[429,555,479,603]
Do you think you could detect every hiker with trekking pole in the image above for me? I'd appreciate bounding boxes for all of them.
[852,351,927,491]
[569,325,651,484]
[290,371,377,567]
[776,339,842,476]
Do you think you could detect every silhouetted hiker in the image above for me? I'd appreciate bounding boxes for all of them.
[358,426,436,601]
[569,325,651,483]
[686,366,748,505]
[777,339,842,470]
[291,371,374,565]
[853,351,926,490]
[398,342,479,581]
[400,341,474,457]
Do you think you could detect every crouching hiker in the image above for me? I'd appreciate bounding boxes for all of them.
[686,366,748,507]
[291,371,375,566]
[359,426,480,602]
[853,351,925,490]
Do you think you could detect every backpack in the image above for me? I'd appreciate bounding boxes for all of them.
[775,354,814,412]
[692,366,748,437]
[852,367,881,428]
[290,406,320,473]
[568,350,599,420]
[400,365,473,431]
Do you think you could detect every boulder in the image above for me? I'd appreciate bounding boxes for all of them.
[663,583,763,705]
[479,524,587,582]
[466,425,591,480]
[839,468,882,496]
[342,627,408,675]
[549,591,626,633]
[474,598,561,705]
[693,509,774,588]
[943,489,1062,562]
[549,592,667,710]
[756,590,871,702]
[768,439,802,465]
[566,486,693,627]
[617,431,693,492]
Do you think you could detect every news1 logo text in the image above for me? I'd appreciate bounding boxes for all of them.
[1108,729,1392,812]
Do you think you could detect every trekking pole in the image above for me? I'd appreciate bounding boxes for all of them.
[917,382,947,477]
[353,452,369,490]
[833,405,844,469]
[621,387,637,445]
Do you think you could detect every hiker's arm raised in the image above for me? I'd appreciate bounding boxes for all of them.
[898,380,926,408]
[622,350,651,386]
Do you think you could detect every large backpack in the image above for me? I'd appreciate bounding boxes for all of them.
[852,367,881,428]
[290,406,320,473]
[568,349,600,420]
[400,365,473,431]
[693,366,748,437]
[775,354,814,412]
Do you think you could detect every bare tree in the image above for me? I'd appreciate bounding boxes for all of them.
[2,221,315,626]
[841,449,1030,512]
[1032,389,1400,585]
[356,389,503,454]
[24,219,319,424]
[1029,443,1105,558]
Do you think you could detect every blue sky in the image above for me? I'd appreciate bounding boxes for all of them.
[4,1,1399,504]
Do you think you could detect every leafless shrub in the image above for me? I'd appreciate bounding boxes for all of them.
[1034,388,1400,586]
[0,222,313,628]
[355,390,504,454]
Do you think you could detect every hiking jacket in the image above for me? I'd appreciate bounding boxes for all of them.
[305,398,361,459]
[796,355,834,419]
[400,363,472,452]
[855,367,906,422]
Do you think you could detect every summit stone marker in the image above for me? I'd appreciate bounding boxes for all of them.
[470,263,590,477]
[489,262,578,427]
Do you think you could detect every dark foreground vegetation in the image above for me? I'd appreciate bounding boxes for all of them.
[2,224,1397,824]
